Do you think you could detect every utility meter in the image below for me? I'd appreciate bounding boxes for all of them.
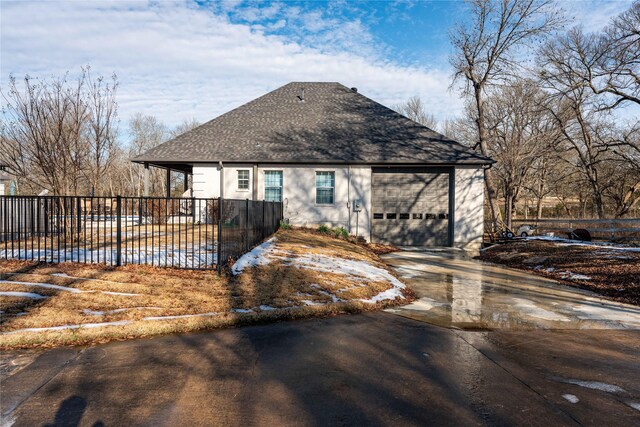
[353,200,363,212]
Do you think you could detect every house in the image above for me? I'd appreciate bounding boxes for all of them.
[133,82,493,250]
[0,164,10,196]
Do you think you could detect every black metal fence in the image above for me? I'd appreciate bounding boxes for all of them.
[0,195,283,271]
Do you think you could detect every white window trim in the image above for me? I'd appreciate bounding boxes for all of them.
[264,170,284,202]
[237,169,250,191]
[315,170,335,206]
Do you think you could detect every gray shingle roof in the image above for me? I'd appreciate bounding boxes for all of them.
[133,82,493,165]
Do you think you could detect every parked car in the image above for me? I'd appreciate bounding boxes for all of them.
[516,224,537,238]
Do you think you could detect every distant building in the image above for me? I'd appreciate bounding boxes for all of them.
[0,164,10,196]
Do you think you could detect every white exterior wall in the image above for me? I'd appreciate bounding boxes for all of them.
[0,183,4,196]
[257,165,372,238]
[454,166,485,253]
[192,164,254,199]
[192,164,221,198]
[223,164,254,200]
[192,163,373,238]
[348,166,372,240]
[191,163,485,248]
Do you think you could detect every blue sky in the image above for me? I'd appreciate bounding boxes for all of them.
[0,0,634,130]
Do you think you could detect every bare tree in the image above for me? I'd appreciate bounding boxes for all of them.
[0,68,120,196]
[0,70,109,196]
[484,80,559,227]
[84,68,119,196]
[393,96,438,129]
[126,114,168,197]
[449,0,564,233]
[170,117,201,138]
[546,2,639,111]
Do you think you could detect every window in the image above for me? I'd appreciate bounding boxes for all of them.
[373,213,384,219]
[237,170,249,190]
[315,171,335,205]
[399,213,410,219]
[386,213,397,219]
[412,213,423,219]
[264,171,283,202]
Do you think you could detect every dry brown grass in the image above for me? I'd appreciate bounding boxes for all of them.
[0,229,410,350]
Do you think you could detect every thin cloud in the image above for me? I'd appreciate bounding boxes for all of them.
[0,1,463,131]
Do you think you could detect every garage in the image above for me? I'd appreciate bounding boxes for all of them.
[371,167,452,246]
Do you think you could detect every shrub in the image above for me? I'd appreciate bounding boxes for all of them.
[279,220,291,230]
[317,224,330,234]
[334,227,349,239]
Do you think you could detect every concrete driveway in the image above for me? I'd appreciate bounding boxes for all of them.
[382,249,640,330]
[1,252,639,426]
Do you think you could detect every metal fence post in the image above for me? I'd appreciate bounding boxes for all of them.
[245,198,249,251]
[262,201,266,240]
[610,220,615,241]
[116,195,122,266]
[217,197,222,274]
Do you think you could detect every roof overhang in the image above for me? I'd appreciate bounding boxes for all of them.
[132,158,495,168]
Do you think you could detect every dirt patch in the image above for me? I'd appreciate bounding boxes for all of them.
[0,229,411,349]
[479,240,640,306]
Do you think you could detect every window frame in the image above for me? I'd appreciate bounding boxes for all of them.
[264,170,283,202]
[315,170,335,206]
[237,169,250,191]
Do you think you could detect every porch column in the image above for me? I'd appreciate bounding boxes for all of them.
[144,163,149,197]
[184,172,189,194]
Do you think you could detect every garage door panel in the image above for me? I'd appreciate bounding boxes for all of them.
[372,168,450,246]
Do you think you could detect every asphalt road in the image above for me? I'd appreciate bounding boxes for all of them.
[2,312,639,426]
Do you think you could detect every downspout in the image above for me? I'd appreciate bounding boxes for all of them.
[218,161,224,198]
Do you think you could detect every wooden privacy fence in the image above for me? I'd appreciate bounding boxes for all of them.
[0,195,283,271]
[512,218,640,242]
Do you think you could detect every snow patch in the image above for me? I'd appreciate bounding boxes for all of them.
[316,289,344,303]
[3,320,131,334]
[231,237,277,274]
[558,272,591,281]
[0,291,46,299]
[0,246,217,269]
[562,394,579,403]
[1,279,140,296]
[0,280,82,293]
[558,378,626,393]
[626,402,640,412]
[528,236,640,252]
[259,305,276,311]
[231,238,406,303]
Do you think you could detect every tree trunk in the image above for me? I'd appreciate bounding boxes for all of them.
[536,196,543,219]
[474,85,502,235]
[504,190,516,230]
